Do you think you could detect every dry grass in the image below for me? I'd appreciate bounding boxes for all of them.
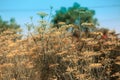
[0,27,120,80]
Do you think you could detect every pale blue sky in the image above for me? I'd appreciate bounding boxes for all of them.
[0,0,120,33]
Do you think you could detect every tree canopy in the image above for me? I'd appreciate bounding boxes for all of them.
[0,16,20,32]
[52,2,98,28]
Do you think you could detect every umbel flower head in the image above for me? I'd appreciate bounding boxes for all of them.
[37,12,48,19]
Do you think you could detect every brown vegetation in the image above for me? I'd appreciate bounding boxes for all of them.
[0,27,120,80]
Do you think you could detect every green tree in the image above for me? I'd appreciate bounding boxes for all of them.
[9,17,20,29]
[52,2,98,28]
[0,16,20,32]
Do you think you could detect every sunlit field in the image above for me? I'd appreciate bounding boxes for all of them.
[0,1,120,80]
[0,24,120,80]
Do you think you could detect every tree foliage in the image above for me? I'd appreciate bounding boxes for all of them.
[0,16,20,32]
[52,2,98,28]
